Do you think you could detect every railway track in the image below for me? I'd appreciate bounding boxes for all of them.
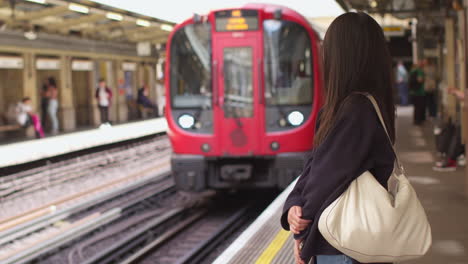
[0,173,176,264]
[62,191,276,264]
[0,135,171,223]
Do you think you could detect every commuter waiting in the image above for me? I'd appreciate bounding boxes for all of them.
[137,84,158,118]
[16,97,45,138]
[95,79,112,125]
[47,77,59,134]
[409,61,426,125]
[433,87,465,171]
[281,12,399,264]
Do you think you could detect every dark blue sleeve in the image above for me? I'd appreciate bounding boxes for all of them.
[280,110,322,231]
[299,99,378,230]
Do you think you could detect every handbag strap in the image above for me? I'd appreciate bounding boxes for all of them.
[360,93,405,174]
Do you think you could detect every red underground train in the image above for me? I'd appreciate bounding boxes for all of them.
[165,3,323,191]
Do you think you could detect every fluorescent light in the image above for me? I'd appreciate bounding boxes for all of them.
[26,0,46,4]
[161,24,174,32]
[106,12,123,21]
[136,19,150,27]
[68,3,89,14]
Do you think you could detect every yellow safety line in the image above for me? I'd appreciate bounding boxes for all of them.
[255,229,291,264]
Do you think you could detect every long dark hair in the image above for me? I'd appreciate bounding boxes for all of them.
[314,12,395,146]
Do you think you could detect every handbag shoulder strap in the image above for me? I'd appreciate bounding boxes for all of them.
[360,93,404,174]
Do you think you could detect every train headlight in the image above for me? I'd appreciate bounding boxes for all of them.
[178,114,195,129]
[287,111,304,126]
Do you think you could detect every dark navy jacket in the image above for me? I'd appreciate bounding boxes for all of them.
[280,95,395,263]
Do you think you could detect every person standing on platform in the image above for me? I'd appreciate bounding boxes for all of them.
[47,77,59,135]
[423,59,437,119]
[409,62,425,125]
[280,12,395,264]
[395,60,409,105]
[95,78,112,125]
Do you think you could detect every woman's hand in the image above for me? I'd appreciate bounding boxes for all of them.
[294,239,305,264]
[288,206,312,234]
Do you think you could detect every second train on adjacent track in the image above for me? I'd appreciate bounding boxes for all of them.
[165,3,323,191]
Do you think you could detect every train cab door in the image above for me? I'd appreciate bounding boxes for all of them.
[213,35,262,156]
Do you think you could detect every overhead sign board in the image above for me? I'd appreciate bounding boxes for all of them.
[36,58,60,70]
[382,26,406,37]
[0,56,24,69]
[122,62,137,71]
[72,60,94,71]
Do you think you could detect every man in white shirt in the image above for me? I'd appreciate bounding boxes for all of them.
[95,79,113,124]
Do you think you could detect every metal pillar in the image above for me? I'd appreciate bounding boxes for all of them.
[445,18,457,119]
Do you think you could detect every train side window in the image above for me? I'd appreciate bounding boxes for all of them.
[170,24,212,109]
[263,20,313,106]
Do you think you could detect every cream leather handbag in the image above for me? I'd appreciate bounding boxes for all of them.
[318,94,432,263]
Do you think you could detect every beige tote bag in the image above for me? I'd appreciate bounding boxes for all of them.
[318,94,432,263]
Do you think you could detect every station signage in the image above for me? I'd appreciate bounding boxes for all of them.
[382,26,405,37]
[0,56,23,69]
[36,59,60,70]
[215,9,259,32]
[72,60,94,71]
[122,62,137,71]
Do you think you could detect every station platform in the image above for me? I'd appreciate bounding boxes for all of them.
[214,106,468,264]
[0,118,167,168]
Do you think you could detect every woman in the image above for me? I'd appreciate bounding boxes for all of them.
[281,12,396,264]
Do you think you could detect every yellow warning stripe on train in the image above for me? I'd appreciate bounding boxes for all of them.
[255,229,291,264]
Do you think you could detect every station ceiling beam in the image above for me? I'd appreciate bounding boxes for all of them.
[129,32,169,42]
[13,5,68,22]
[82,20,133,34]
[110,25,160,39]
[47,13,105,30]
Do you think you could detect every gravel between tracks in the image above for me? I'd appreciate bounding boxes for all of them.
[0,136,171,221]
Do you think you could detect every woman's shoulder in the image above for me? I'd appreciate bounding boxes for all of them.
[339,94,377,121]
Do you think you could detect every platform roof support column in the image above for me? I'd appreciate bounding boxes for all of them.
[115,60,128,123]
[59,55,76,132]
[411,18,419,65]
[22,53,37,110]
[445,18,457,120]
[22,53,36,138]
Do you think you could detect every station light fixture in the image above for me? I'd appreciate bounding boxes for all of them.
[106,12,123,21]
[26,0,46,4]
[161,24,174,32]
[370,0,378,8]
[136,19,151,27]
[68,3,89,14]
[287,111,304,126]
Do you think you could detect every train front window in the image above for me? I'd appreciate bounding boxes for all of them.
[170,24,211,109]
[263,20,313,106]
[223,47,254,118]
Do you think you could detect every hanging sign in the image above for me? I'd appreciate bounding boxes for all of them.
[122,62,137,71]
[36,58,60,70]
[72,60,94,71]
[0,56,24,69]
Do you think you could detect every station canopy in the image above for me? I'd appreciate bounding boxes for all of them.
[0,0,175,44]
[336,0,446,18]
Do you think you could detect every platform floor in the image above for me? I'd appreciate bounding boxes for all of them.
[214,106,468,264]
[0,118,167,168]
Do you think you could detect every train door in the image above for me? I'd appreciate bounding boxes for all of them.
[213,35,262,155]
